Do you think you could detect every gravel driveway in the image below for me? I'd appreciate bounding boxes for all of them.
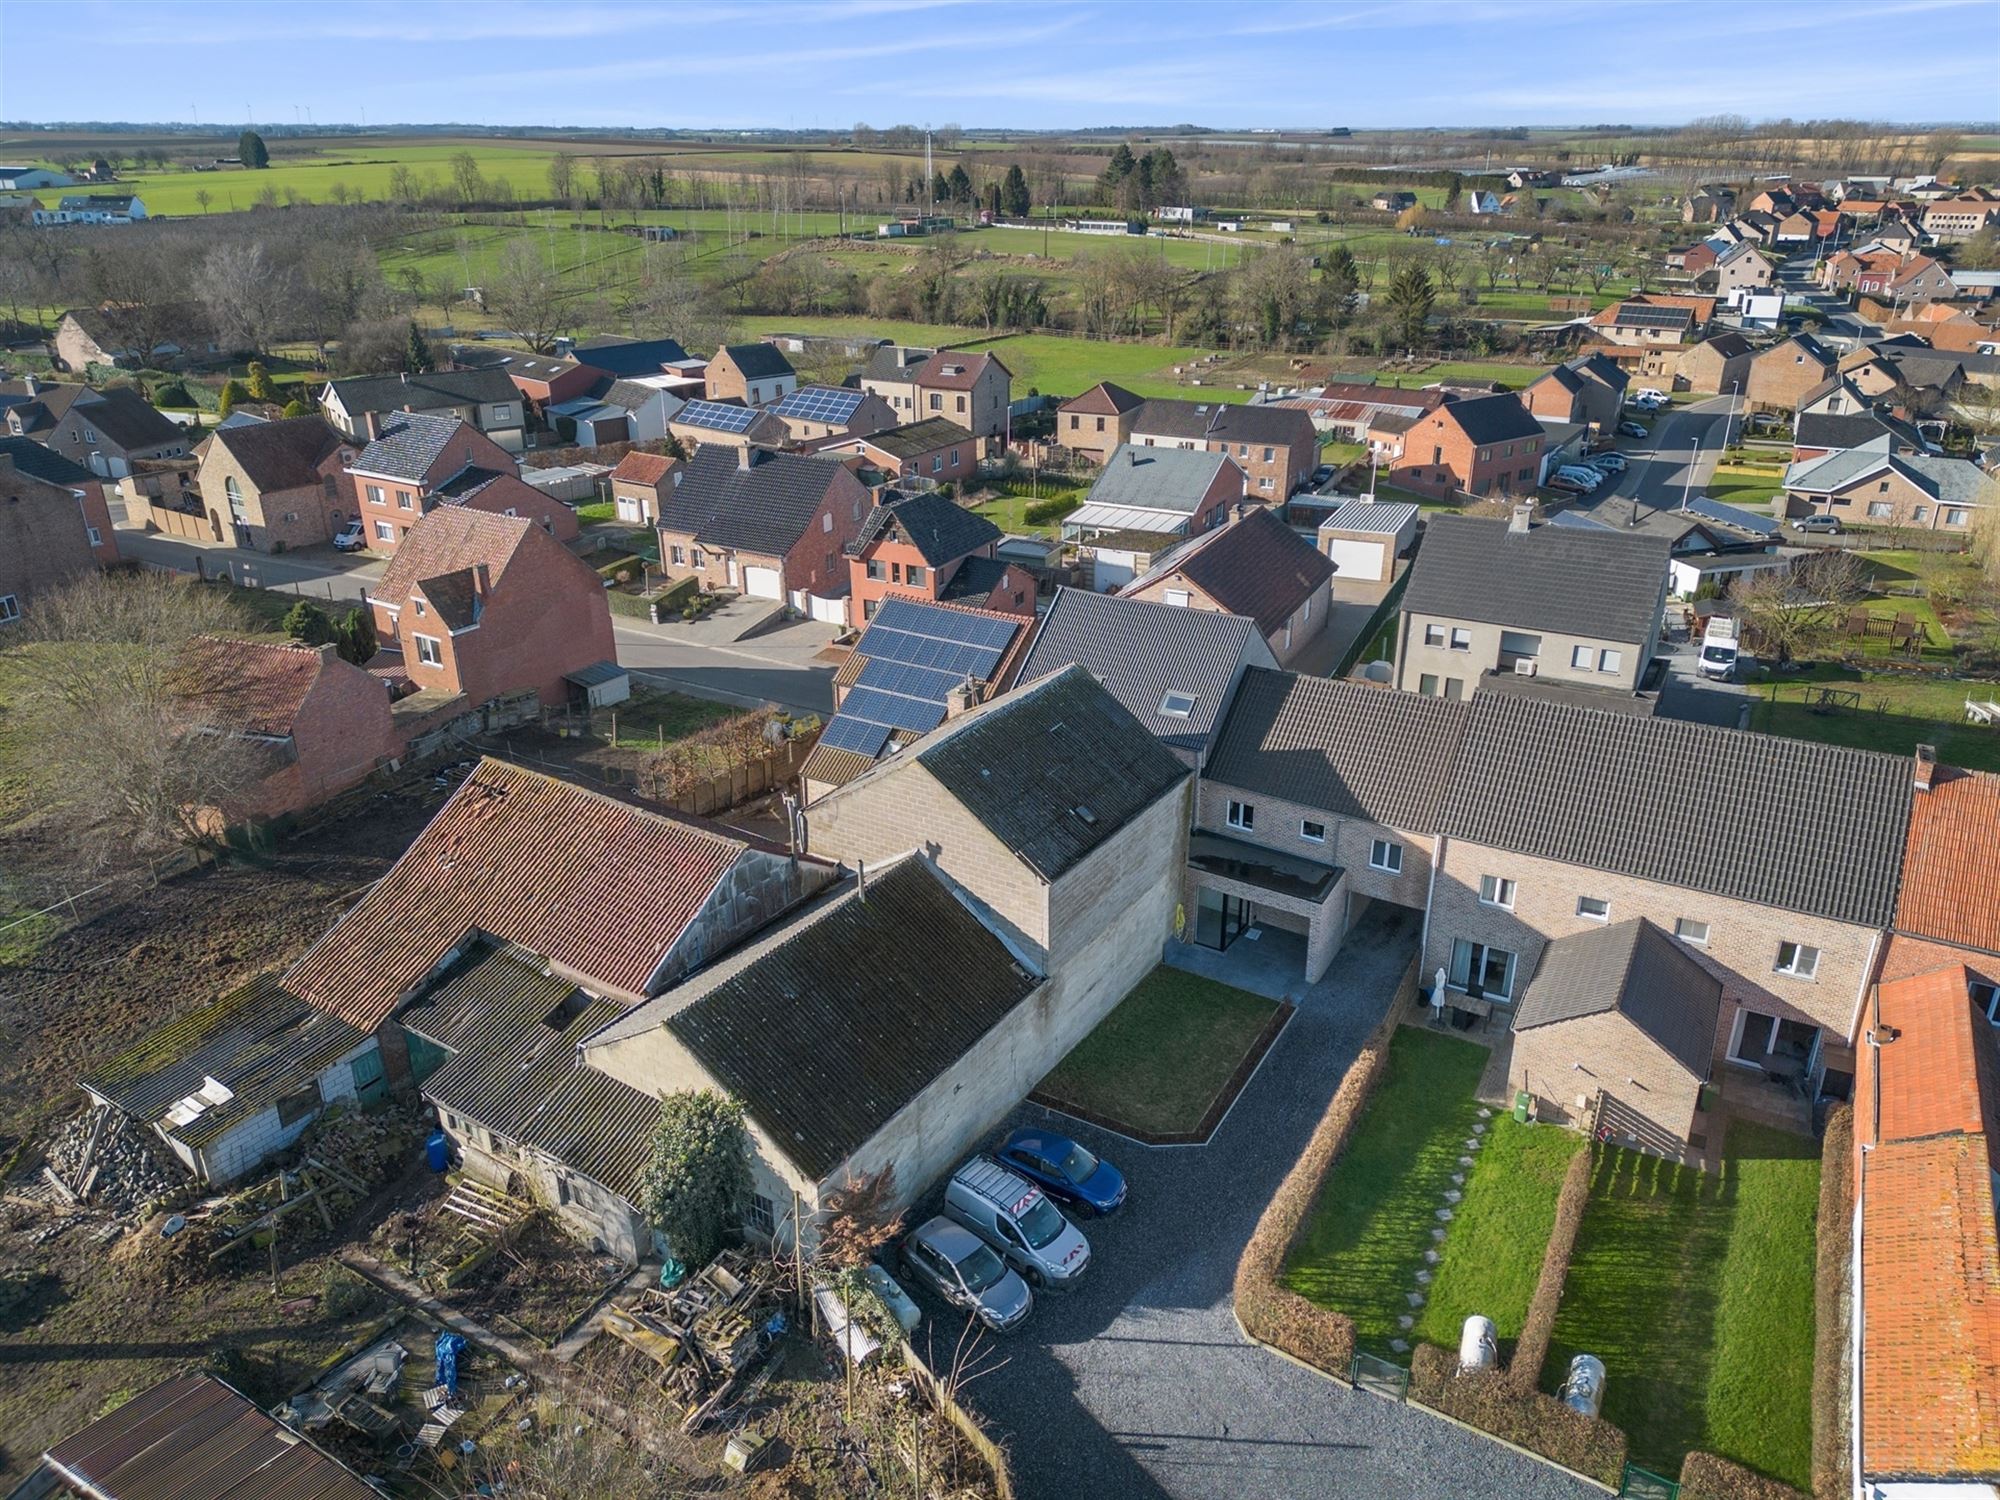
[908,905,1600,1500]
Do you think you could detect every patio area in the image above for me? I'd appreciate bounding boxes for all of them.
[1163,926,1311,1003]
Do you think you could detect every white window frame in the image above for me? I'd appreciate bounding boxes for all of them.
[0,593,19,625]
[1674,917,1710,945]
[1164,588,1192,608]
[1226,799,1255,832]
[1571,644,1593,669]
[365,484,385,504]
[1300,819,1326,843]
[373,519,395,542]
[414,634,443,666]
[1599,649,1623,674]
[1449,627,1472,651]
[1576,895,1610,921]
[1478,874,1516,910]
[1369,839,1403,874]
[1774,941,1820,978]
[1424,624,1447,647]
[86,525,102,545]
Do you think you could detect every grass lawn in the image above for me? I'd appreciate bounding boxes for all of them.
[1282,1027,1491,1356]
[602,687,738,748]
[1544,1122,1819,1488]
[1704,462,1784,510]
[1414,1118,1584,1351]
[1034,965,1280,1136]
[970,485,1080,538]
[1749,663,2000,772]
[575,500,616,524]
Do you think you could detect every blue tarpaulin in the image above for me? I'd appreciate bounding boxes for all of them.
[435,1332,468,1395]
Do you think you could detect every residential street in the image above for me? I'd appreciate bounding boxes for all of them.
[1586,395,1737,515]
[938,910,1598,1500]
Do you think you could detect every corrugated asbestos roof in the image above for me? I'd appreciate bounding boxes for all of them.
[1401,514,1671,646]
[1513,918,1722,1077]
[44,1375,379,1500]
[1204,667,1471,832]
[1443,691,1912,928]
[659,859,1040,1182]
[285,759,755,1029]
[404,946,658,1200]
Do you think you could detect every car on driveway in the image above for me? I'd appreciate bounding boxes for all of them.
[332,520,367,552]
[1617,419,1650,439]
[1587,452,1628,473]
[945,1157,1091,1290]
[996,1129,1127,1216]
[1791,514,1842,535]
[898,1217,1034,1332]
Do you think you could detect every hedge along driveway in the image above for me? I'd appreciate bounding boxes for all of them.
[1543,1121,1820,1489]
[1281,1026,1489,1357]
[1414,1118,1585,1353]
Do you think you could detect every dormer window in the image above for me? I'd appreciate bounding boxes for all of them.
[1159,691,1197,718]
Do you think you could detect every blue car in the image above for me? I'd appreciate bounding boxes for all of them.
[996,1129,1126,1216]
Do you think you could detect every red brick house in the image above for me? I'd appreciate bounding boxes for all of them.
[173,634,401,822]
[345,411,519,555]
[0,454,108,623]
[814,417,976,487]
[1120,505,1336,668]
[429,466,578,542]
[1522,353,1628,433]
[1127,398,1318,499]
[1056,380,1148,464]
[195,414,357,553]
[1386,393,1546,500]
[610,449,684,524]
[846,489,1035,623]
[368,508,616,708]
[911,351,1011,441]
[0,436,116,568]
[656,446,867,605]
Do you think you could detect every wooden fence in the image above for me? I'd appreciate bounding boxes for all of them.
[898,1342,1015,1500]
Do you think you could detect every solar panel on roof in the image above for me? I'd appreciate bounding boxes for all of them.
[774,386,864,422]
[818,714,892,758]
[856,656,963,700]
[841,686,947,736]
[1686,496,1776,536]
[1613,305,1690,328]
[679,400,761,433]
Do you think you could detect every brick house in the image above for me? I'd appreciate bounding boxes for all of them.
[656,446,867,604]
[1589,300,1695,348]
[367,508,616,708]
[172,634,402,823]
[1920,194,2000,240]
[195,414,358,553]
[344,411,519,555]
[704,343,797,406]
[767,386,896,444]
[815,417,976,487]
[1784,437,1990,531]
[320,368,526,453]
[1121,505,1335,668]
[1743,333,1835,413]
[1704,241,1774,293]
[1055,381,1146,464]
[1674,331,1756,396]
[428,466,578,542]
[42,386,190,479]
[0,455,102,622]
[911,351,1011,441]
[1396,511,1669,698]
[609,449,683,525]
[845,488,1034,622]
[857,344,935,420]
[1128,398,1318,500]
[1522,353,1628,433]
[1383,393,1546,501]
[0,437,116,566]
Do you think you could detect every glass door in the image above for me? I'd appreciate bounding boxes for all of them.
[1194,889,1253,951]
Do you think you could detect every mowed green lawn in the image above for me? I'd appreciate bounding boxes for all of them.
[1415,1117,1583,1350]
[1034,966,1281,1136]
[1283,1027,1491,1355]
[1544,1123,1820,1488]
[1750,663,2000,771]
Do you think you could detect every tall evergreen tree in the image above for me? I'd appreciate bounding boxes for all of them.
[1000,163,1031,217]
[238,130,269,169]
[945,162,972,203]
[1100,142,1138,198]
[1386,263,1437,350]
[404,320,435,374]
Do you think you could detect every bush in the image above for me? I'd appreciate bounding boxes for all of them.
[1508,1143,1593,1394]
[1232,982,1410,1380]
[1023,494,1075,526]
[282,599,335,646]
[1680,1452,1811,1500]
[637,1090,750,1268]
[1410,1343,1628,1486]
[152,381,196,409]
[321,1263,378,1320]
[1812,1106,1854,1500]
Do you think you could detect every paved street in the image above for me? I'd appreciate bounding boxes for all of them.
[927,909,1598,1500]
[1583,395,1737,517]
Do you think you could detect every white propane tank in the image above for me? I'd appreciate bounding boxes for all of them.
[1561,1353,1606,1418]
[1459,1315,1498,1373]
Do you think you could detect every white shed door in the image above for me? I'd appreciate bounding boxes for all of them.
[1324,537,1384,582]
[743,565,783,599]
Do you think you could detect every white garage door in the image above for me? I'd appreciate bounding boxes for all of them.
[1324,537,1384,582]
[742,565,782,599]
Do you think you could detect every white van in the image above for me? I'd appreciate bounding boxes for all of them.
[944,1158,1091,1290]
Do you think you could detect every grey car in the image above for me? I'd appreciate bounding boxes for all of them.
[898,1216,1034,1332]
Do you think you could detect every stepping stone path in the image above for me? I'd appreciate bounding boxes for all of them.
[1398,1108,1501,1356]
[1391,1338,1410,1353]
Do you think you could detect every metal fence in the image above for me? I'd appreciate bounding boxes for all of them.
[1350,1351,1410,1402]
[1618,1462,1679,1499]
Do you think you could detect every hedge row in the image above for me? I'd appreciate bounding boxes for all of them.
[1680,1452,1812,1500]
[604,575,700,620]
[1410,1344,1627,1487]
[1232,979,1409,1380]
[1811,1105,1854,1500]
[1508,1143,1594,1395]
[1023,494,1076,526]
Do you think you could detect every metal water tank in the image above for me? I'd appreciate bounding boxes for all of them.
[1459,1315,1498,1373]
[1561,1353,1606,1418]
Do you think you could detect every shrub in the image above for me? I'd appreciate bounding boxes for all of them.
[1410,1343,1627,1486]
[217,379,249,417]
[152,381,196,409]
[1681,1452,1811,1500]
[320,1263,377,1320]
[1023,494,1075,526]
[1232,982,1409,1380]
[1508,1143,1593,1394]
[282,599,335,645]
[1812,1106,1854,1500]
[637,1090,750,1269]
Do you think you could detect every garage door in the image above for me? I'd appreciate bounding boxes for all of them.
[1324,537,1384,582]
[742,565,782,599]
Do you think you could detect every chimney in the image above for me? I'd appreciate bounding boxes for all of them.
[737,445,758,471]
[1913,743,1937,791]
[855,858,867,903]
[1508,503,1532,534]
[361,410,382,442]
[945,678,980,720]
[1128,448,1139,466]
[472,562,491,600]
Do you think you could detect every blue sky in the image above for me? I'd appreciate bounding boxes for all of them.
[2,0,1995,130]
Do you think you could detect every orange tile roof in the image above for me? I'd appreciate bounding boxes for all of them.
[1872,964,1999,1146]
[1897,767,2000,959]
[172,635,332,738]
[611,450,681,486]
[285,758,759,1029]
[373,508,535,614]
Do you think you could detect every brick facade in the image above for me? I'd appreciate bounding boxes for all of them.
[196,436,356,554]
[1385,407,1542,501]
[0,459,97,616]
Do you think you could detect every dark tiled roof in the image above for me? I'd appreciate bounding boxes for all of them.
[45,1377,379,1500]
[72,386,185,451]
[1017,587,1264,756]
[415,568,481,630]
[918,665,1189,881]
[1205,667,1471,831]
[851,489,999,565]
[0,435,91,484]
[660,446,845,555]
[938,553,1013,603]
[915,350,1008,390]
[349,409,467,482]
[1132,507,1334,638]
[1401,515,1671,646]
[1438,392,1546,445]
[1514,918,1722,1077]
[1061,381,1144,415]
[573,334,691,375]
[325,367,516,416]
[404,946,659,1200]
[1442,692,1912,928]
[657,859,1040,1182]
[860,345,935,383]
[716,342,796,381]
[1130,398,1315,447]
[1794,410,1918,453]
[209,414,346,492]
[862,416,973,459]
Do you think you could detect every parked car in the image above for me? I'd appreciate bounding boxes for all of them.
[1554,465,1605,490]
[1791,514,1842,535]
[995,1129,1127,1216]
[898,1217,1033,1332]
[1587,452,1628,473]
[1633,388,1667,406]
[1549,473,1595,494]
[332,519,367,552]
[944,1157,1091,1290]
[1310,464,1335,486]
[1617,420,1650,439]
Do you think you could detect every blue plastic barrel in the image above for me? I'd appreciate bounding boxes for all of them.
[425,1131,450,1172]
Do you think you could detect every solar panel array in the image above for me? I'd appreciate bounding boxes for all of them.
[677,399,763,433]
[1613,305,1690,329]
[773,386,865,423]
[816,599,1022,765]
[1686,496,1777,537]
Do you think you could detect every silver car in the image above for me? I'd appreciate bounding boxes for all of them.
[898,1217,1034,1332]
[944,1157,1091,1290]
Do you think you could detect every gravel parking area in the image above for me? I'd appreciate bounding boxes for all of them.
[906,905,1599,1500]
